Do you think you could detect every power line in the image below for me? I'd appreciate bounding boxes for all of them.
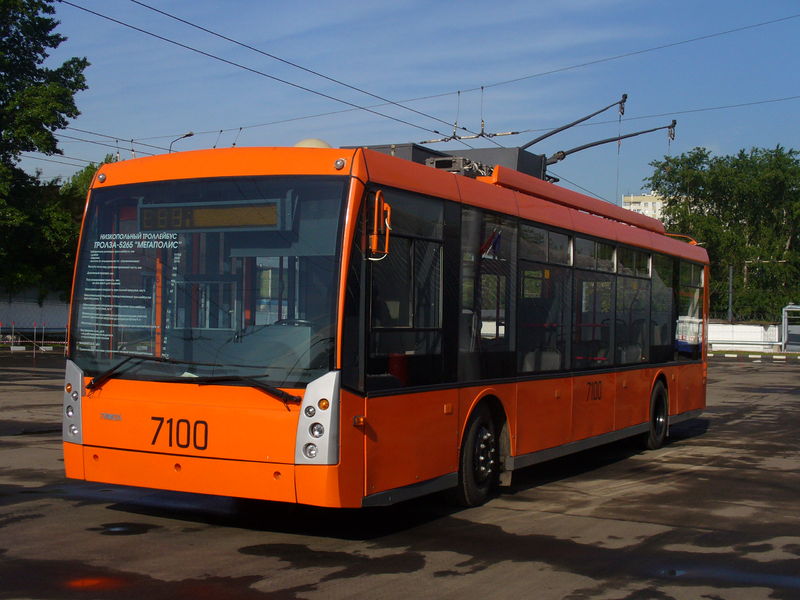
[88,9,798,149]
[131,108,361,141]
[65,126,170,152]
[21,153,88,169]
[56,132,157,156]
[58,0,452,140]
[53,5,800,152]
[479,13,800,92]
[55,94,800,163]
[127,0,479,141]
[548,170,609,202]
[515,94,800,135]
[128,92,800,147]
[273,12,800,114]
[29,151,94,164]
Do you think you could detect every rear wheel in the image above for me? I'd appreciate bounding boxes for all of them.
[644,381,669,450]
[456,404,499,506]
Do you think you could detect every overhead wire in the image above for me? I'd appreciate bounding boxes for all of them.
[56,132,157,156]
[129,93,800,144]
[21,153,89,169]
[57,0,459,141]
[62,8,798,148]
[478,13,800,92]
[126,0,482,141]
[65,126,170,152]
[515,95,800,135]
[63,93,800,152]
[31,152,94,164]
[155,11,786,122]
[548,170,609,202]
[48,4,799,167]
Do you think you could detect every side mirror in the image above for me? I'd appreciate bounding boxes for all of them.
[369,190,392,260]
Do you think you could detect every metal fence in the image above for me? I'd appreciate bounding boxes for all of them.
[2,328,67,354]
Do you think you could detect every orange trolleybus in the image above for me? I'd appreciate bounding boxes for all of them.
[62,143,708,507]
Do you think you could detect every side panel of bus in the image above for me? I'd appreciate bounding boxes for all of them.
[674,363,706,414]
[614,368,652,430]
[571,372,616,441]
[364,389,459,497]
[515,378,572,455]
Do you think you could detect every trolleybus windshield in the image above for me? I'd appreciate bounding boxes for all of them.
[69,175,348,388]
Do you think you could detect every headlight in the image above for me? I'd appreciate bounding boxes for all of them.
[309,423,324,438]
[304,406,316,418]
[303,443,318,459]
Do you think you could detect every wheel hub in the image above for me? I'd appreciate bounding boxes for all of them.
[473,427,496,484]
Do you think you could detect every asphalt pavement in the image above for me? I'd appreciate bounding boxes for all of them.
[1,353,799,599]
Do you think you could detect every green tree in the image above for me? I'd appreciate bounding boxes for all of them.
[647,146,800,320]
[59,153,114,200]
[0,0,88,171]
[0,0,89,298]
[0,157,110,300]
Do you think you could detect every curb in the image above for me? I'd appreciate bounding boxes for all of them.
[708,352,800,363]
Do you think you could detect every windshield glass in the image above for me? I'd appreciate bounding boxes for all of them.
[69,175,348,387]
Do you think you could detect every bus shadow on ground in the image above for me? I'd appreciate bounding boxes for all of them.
[103,492,461,541]
[505,417,710,493]
[96,419,710,540]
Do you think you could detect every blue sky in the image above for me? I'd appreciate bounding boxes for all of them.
[20,0,800,204]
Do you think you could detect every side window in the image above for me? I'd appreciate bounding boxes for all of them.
[575,236,614,272]
[615,275,650,364]
[573,271,614,369]
[676,261,704,360]
[597,242,615,272]
[341,199,366,392]
[549,231,571,265]
[459,207,517,380]
[650,253,675,362]
[367,189,444,390]
[371,236,412,328]
[574,237,596,269]
[519,224,547,262]
[518,262,571,372]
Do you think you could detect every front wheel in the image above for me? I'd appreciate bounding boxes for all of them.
[644,381,669,450]
[456,404,499,507]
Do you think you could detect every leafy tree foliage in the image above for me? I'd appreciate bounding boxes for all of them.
[59,153,112,200]
[647,146,800,320]
[0,0,88,167]
[0,0,89,299]
[0,157,110,300]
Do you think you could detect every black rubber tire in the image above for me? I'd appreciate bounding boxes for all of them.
[456,404,499,507]
[644,381,669,450]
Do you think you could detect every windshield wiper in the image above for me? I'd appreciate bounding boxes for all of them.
[188,375,301,407]
[85,355,302,407]
[86,353,210,391]
[86,355,155,390]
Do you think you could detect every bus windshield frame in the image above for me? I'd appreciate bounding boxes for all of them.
[68,174,349,388]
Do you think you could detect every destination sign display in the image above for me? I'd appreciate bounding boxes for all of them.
[140,202,279,231]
